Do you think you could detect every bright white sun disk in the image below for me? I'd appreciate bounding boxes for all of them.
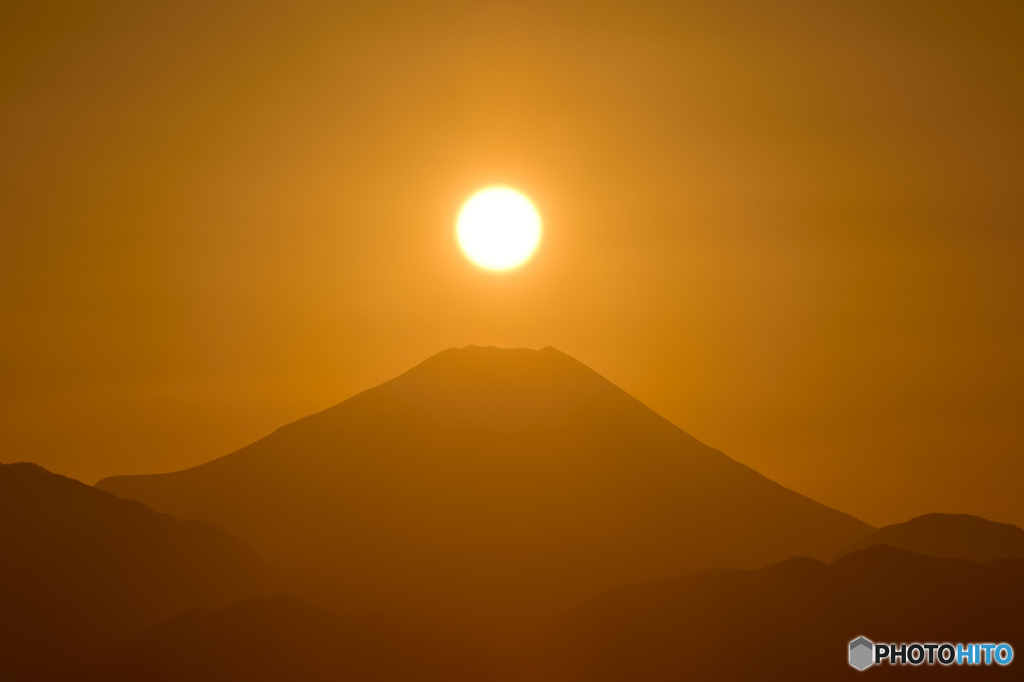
[456,187,542,271]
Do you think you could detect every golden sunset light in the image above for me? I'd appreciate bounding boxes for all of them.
[3,2,1023,680]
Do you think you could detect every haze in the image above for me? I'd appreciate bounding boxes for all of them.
[2,0,1023,531]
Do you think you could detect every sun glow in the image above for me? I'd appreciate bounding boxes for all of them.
[456,187,542,271]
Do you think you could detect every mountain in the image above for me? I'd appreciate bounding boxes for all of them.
[90,594,512,682]
[832,513,1024,562]
[0,462,280,681]
[97,346,872,634]
[85,546,1024,682]
[531,545,1024,681]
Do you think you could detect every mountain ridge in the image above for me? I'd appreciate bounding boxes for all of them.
[831,512,1024,562]
[532,543,1024,680]
[0,461,280,681]
[97,346,873,635]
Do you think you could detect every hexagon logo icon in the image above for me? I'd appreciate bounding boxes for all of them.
[849,636,874,670]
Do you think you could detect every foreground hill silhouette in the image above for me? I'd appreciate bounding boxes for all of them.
[90,594,512,682]
[98,346,871,632]
[0,462,279,681]
[83,543,1024,681]
[532,545,1024,680]
[832,513,1024,562]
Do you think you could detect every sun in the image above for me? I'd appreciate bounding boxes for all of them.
[456,187,542,271]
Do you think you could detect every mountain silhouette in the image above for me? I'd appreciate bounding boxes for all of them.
[0,462,279,681]
[97,346,872,633]
[89,594,512,682]
[832,513,1024,562]
[531,544,1024,680]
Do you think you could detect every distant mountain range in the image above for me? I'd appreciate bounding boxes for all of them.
[0,462,279,681]
[832,512,1024,562]
[97,346,872,632]
[7,347,1022,680]
[75,536,1024,681]
[529,544,1024,680]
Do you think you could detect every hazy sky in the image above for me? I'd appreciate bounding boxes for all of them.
[2,0,1022,528]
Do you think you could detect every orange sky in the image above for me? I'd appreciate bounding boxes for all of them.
[1,0,1022,528]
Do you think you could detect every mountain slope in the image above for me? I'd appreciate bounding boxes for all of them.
[0,462,280,681]
[91,594,512,682]
[97,346,872,632]
[832,513,1024,562]
[532,545,1024,680]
